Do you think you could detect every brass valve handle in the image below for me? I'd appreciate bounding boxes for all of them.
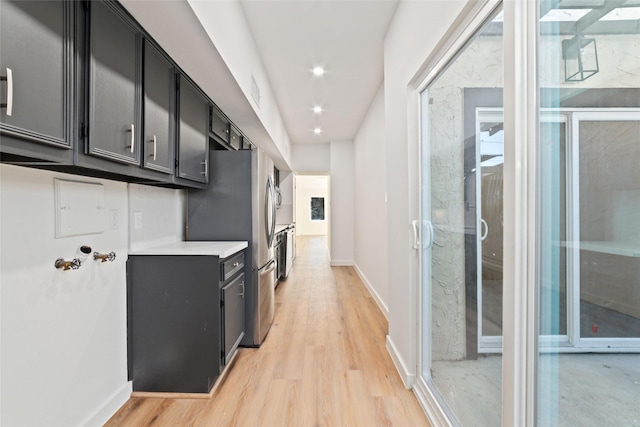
[93,251,116,263]
[54,258,81,271]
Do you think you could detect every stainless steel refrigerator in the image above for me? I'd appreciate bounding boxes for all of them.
[187,148,277,346]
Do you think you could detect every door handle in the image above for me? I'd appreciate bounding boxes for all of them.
[480,218,489,241]
[413,219,436,249]
[412,220,420,249]
[424,220,435,249]
[1,67,13,116]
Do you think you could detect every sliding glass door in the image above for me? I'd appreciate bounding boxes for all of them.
[417,8,504,426]
[415,1,639,425]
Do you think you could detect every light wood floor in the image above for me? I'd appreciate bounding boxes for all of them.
[106,236,430,426]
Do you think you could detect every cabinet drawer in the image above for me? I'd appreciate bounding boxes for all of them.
[221,251,244,282]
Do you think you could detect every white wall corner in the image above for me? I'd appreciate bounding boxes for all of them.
[80,382,132,427]
[386,335,415,389]
[354,262,389,321]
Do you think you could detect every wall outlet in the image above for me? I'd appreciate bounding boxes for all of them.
[109,210,119,230]
[134,212,143,230]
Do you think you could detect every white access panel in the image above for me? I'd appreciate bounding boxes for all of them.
[55,179,106,238]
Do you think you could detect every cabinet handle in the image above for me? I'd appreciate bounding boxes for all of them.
[201,158,207,175]
[1,67,13,116]
[126,124,135,153]
[148,135,157,160]
[240,281,245,298]
[232,262,240,267]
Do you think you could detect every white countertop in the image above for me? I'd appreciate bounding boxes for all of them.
[129,241,248,258]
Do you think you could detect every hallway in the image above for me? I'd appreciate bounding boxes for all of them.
[107,236,430,426]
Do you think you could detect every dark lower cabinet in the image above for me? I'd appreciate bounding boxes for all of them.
[221,273,245,365]
[0,0,74,162]
[127,249,245,393]
[127,255,219,393]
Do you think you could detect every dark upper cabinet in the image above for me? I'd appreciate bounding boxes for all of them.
[0,0,74,162]
[210,105,230,146]
[229,125,242,150]
[177,75,209,183]
[87,0,140,165]
[142,40,174,174]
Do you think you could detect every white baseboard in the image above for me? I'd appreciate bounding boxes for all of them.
[386,335,415,389]
[330,259,353,266]
[81,381,132,427]
[353,262,389,321]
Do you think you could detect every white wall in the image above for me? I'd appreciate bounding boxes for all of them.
[185,0,292,167]
[276,171,294,225]
[383,0,467,385]
[329,140,355,266]
[295,175,329,236]
[292,143,331,174]
[0,164,185,426]
[353,85,389,317]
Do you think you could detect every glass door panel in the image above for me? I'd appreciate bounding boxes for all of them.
[477,113,505,346]
[576,116,640,343]
[418,9,504,426]
[537,1,640,424]
[539,117,569,342]
[478,113,570,350]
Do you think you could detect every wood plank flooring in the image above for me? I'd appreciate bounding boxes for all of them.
[106,236,430,427]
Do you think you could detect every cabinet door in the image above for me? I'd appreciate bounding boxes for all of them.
[0,0,73,148]
[229,126,242,150]
[222,273,245,365]
[177,75,209,183]
[210,105,230,145]
[88,1,140,164]
[143,41,173,174]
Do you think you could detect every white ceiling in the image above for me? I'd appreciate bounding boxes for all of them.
[240,0,399,145]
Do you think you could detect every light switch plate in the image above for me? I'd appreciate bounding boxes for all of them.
[109,210,119,230]
[134,212,143,230]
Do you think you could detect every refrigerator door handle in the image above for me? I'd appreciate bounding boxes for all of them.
[265,175,277,248]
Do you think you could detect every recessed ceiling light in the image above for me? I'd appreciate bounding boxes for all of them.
[313,105,323,114]
[313,127,322,134]
[312,66,325,77]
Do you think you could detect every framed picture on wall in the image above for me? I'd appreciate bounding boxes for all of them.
[310,197,325,221]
